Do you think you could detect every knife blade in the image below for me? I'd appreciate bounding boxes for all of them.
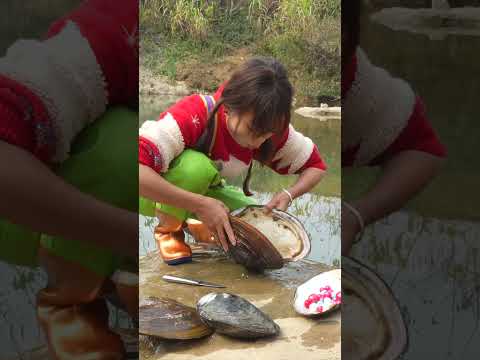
[162,274,226,288]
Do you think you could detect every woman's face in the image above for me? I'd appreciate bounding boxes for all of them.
[226,109,274,150]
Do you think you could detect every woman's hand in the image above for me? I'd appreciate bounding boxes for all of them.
[265,191,291,213]
[193,196,236,252]
[140,165,236,251]
[264,168,326,214]
[0,141,138,258]
[264,167,325,215]
[341,202,361,256]
[341,152,443,256]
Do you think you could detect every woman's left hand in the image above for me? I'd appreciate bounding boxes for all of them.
[264,191,291,213]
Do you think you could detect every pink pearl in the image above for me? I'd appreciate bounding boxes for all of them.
[304,299,312,309]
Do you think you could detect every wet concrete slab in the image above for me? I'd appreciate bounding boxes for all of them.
[140,250,341,359]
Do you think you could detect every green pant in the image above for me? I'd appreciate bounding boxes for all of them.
[0,107,138,276]
[139,149,256,220]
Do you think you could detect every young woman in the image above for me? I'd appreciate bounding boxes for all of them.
[139,57,327,265]
[0,0,138,358]
[341,0,447,254]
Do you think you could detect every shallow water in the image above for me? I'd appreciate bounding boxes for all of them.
[0,1,81,54]
[138,64,341,359]
[140,92,341,198]
[140,192,340,266]
[0,262,134,359]
[139,254,340,359]
[345,6,480,359]
[345,5,480,221]
[139,91,342,266]
[0,3,342,357]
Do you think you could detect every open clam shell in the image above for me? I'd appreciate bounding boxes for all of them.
[342,256,408,360]
[139,296,213,340]
[229,205,311,269]
[227,215,284,271]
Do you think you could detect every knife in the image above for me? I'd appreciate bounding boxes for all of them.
[162,274,226,288]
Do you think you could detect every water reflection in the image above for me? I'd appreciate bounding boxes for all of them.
[140,93,341,198]
[345,5,480,358]
[349,6,480,220]
[370,6,480,40]
[351,211,480,358]
[0,265,46,357]
[140,93,341,267]
[0,1,81,53]
[140,192,341,266]
[0,260,134,358]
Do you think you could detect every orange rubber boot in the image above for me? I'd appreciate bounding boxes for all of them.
[154,212,192,265]
[112,270,139,321]
[185,219,219,246]
[36,247,125,360]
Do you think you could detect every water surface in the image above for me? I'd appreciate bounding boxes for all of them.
[345,6,480,358]
[139,93,341,266]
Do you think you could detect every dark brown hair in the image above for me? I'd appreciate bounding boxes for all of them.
[342,0,362,67]
[199,57,294,196]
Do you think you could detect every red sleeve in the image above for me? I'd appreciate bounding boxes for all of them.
[0,89,33,152]
[139,95,209,172]
[139,137,163,173]
[0,95,33,152]
[46,0,138,106]
[0,75,53,162]
[256,126,327,175]
[370,97,447,165]
[295,146,327,174]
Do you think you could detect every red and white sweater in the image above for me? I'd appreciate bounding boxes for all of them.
[0,0,138,163]
[139,85,327,178]
[342,47,446,167]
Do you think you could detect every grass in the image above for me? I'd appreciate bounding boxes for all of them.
[140,0,340,104]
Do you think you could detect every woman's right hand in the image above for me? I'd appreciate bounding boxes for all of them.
[193,196,236,252]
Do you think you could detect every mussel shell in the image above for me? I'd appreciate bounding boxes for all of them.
[227,215,284,271]
[139,296,213,340]
[230,206,311,262]
[342,256,407,360]
[197,293,280,339]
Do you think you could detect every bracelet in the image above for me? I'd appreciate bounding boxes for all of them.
[342,201,365,243]
[282,188,294,204]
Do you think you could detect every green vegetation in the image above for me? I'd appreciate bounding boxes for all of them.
[140,0,340,105]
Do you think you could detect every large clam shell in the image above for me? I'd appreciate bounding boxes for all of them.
[197,293,280,339]
[139,296,213,340]
[227,215,284,271]
[342,256,408,360]
[229,205,311,271]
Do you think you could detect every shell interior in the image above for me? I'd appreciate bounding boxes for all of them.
[342,257,408,360]
[139,296,213,340]
[231,206,311,262]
